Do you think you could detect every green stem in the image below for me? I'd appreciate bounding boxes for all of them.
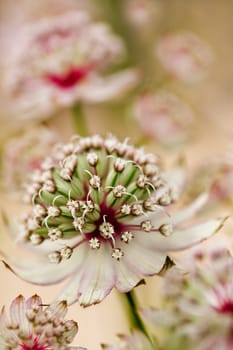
[121,290,154,344]
[71,103,88,136]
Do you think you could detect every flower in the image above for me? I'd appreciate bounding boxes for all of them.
[133,91,194,146]
[4,11,139,120]
[126,0,161,28]
[1,134,224,306]
[186,152,233,205]
[0,294,85,350]
[156,31,213,83]
[2,126,59,195]
[143,249,233,350]
[101,330,154,350]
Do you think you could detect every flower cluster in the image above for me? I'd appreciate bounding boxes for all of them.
[0,294,85,350]
[143,249,233,350]
[2,134,222,308]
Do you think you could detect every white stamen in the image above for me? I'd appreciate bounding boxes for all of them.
[89,237,101,249]
[111,248,124,260]
[121,231,134,243]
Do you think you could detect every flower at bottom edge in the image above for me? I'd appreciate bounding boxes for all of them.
[0,294,86,350]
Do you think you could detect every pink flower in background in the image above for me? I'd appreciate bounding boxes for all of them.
[186,152,233,204]
[2,126,59,194]
[143,249,233,350]
[1,135,223,307]
[101,330,154,349]
[156,31,213,83]
[0,295,85,350]
[134,91,193,146]
[4,11,139,120]
[126,0,161,28]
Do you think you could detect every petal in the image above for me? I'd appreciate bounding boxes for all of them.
[114,259,142,293]
[0,243,87,285]
[0,307,10,335]
[135,218,225,252]
[80,69,140,103]
[47,300,68,319]
[119,237,166,276]
[10,295,30,334]
[57,244,116,306]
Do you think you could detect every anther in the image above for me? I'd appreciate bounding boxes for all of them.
[89,237,101,249]
[111,248,124,260]
[141,220,153,232]
[121,231,134,243]
[159,223,173,236]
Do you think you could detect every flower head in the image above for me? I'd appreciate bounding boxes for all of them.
[156,31,213,83]
[101,330,154,350]
[0,295,85,350]
[2,134,223,306]
[133,91,193,146]
[4,12,138,120]
[143,249,233,350]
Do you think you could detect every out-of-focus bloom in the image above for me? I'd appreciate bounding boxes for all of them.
[101,330,154,350]
[4,11,139,120]
[0,294,85,350]
[1,134,223,306]
[126,0,161,28]
[143,248,233,350]
[133,91,194,146]
[156,31,213,83]
[2,126,59,194]
[186,153,233,204]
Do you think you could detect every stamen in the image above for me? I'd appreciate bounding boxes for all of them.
[111,248,124,260]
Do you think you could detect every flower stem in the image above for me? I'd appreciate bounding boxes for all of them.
[71,103,88,136]
[121,290,156,346]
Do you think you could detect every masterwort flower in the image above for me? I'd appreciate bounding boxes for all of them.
[186,152,233,205]
[133,91,194,146]
[4,11,139,120]
[0,294,85,350]
[101,330,154,350]
[1,134,224,306]
[156,31,213,83]
[143,248,233,350]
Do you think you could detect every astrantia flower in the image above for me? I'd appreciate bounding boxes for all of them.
[101,330,154,350]
[0,294,85,350]
[2,126,58,194]
[1,134,223,306]
[4,11,139,120]
[156,31,213,83]
[143,249,233,350]
[186,153,233,205]
[133,91,193,146]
